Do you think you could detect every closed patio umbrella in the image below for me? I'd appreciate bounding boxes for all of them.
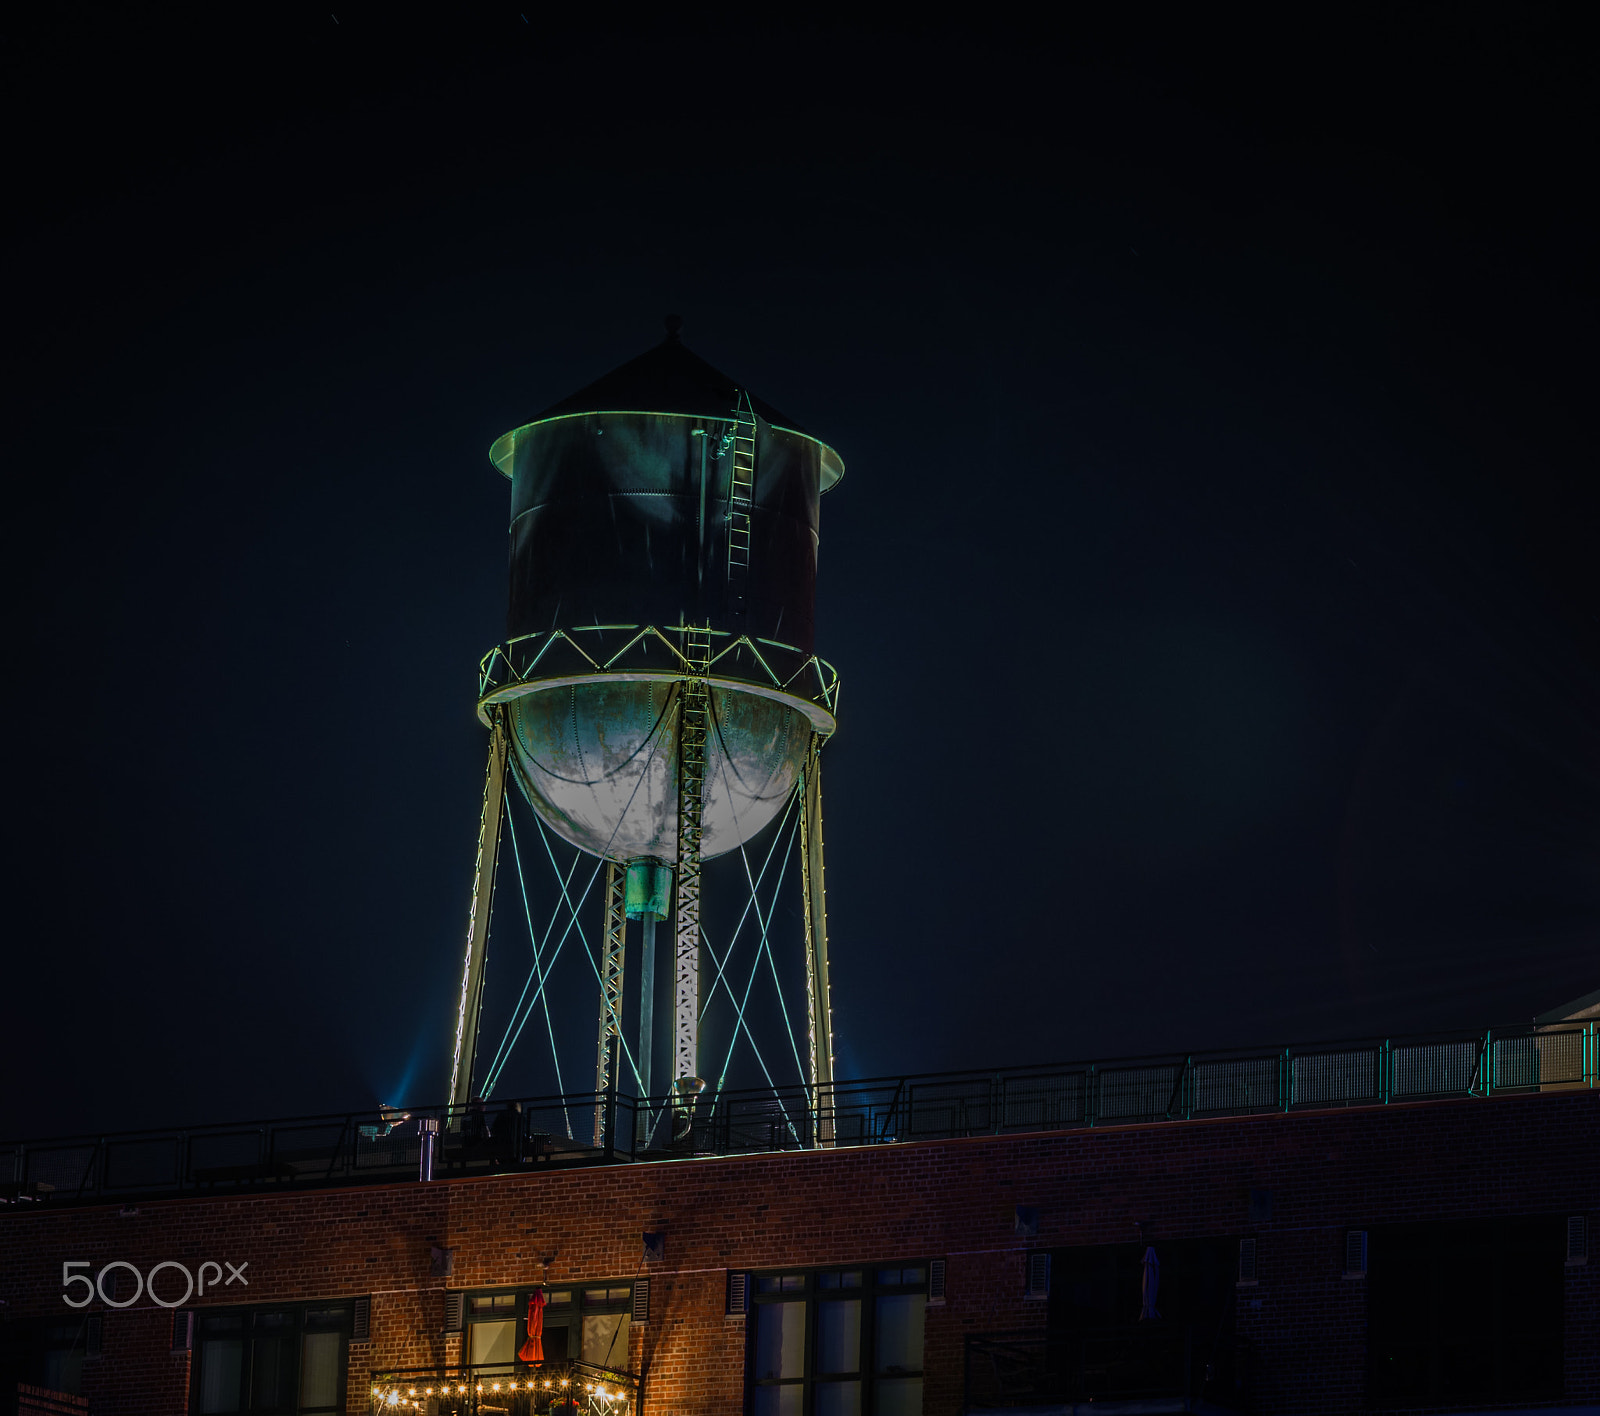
[1140,1246,1161,1321]
[517,1287,545,1363]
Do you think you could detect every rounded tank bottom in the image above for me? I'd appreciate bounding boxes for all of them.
[506,678,810,862]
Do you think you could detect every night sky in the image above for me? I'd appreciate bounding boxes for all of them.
[3,11,1594,1141]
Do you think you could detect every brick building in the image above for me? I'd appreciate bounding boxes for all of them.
[2,1028,1596,1416]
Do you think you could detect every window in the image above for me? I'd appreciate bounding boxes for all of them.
[35,1318,91,1395]
[190,1302,353,1414]
[459,1282,634,1377]
[1046,1238,1240,1402]
[1368,1218,1564,1406]
[748,1265,928,1415]
[581,1288,632,1369]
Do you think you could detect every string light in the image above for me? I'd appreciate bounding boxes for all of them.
[372,1368,633,1408]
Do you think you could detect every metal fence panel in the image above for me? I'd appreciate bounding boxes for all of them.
[828,1084,903,1144]
[1390,1040,1477,1099]
[188,1131,264,1179]
[1001,1073,1087,1132]
[26,1145,101,1198]
[1492,1034,1541,1091]
[1192,1057,1278,1116]
[353,1131,420,1172]
[1098,1066,1180,1123]
[269,1124,348,1178]
[519,1100,589,1146]
[105,1138,182,1191]
[720,1097,807,1151]
[905,1081,993,1139]
[1528,1028,1585,1089]
[1290,1050,1379,1107]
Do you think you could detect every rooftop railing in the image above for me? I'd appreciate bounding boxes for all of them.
[2,1020,1592,1212]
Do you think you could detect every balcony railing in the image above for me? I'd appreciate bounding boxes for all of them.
[369,1361,634,1415]
[2,1020,1592,1211]
[963,1326,1251,1410]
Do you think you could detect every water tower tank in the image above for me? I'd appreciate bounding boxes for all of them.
[479,319,843,863]
[452,320,844,1120]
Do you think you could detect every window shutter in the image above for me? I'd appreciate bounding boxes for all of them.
[632,1279,650,1325]
[352,1296,371,1342]
[1024,1252,1050,1300]
[1344,1230,1368,1277]
[443,1293,464,1332]
[1237,1238,1258,1285]
[86,1314,103,1359]
[928,1259,947,1305]
[1569,1216,1589,1266]
[726,1271,749,1316]
[171,1310,194,1352]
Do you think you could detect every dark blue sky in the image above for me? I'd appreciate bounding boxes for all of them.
[2,12,1594,1139]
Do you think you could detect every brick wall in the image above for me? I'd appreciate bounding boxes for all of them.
[1,1090,1594,1415]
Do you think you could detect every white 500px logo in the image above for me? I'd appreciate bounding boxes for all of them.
[63,1260,249,1309]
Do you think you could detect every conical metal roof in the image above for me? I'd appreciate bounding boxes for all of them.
[532,316,808,432]
[490,318,843,488]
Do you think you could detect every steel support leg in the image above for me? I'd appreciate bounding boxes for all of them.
[593,861,627,1148]
[448,707,510,1113]
[638,914,656,1100]
[799,732,836,1146]
[673,639,711,1134]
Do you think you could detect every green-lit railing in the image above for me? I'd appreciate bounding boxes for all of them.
[2,1021,1592,1212]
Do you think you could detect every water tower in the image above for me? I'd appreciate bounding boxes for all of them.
[447,319,844,1142]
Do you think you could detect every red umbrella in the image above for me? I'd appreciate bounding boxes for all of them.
[517,1287,545,1363]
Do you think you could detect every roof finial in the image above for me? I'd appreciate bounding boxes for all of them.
[663,313,683,344]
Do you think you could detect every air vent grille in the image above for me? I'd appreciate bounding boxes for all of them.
[1238,1237,1258,1285]
[352,1296,371,1342]
[86,1314,103,1359]
[632,1279,650,1325]
[1569,1216,1589,1266]
[443,1292,464,1333]
[928,1259,947,1305]
[1025,1252,1050,1300]
[1344,1230,1368,1278]
[727,1271,749,1316]
[171,1309,194,1352]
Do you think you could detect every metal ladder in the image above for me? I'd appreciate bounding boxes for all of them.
[726,391,757,616]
